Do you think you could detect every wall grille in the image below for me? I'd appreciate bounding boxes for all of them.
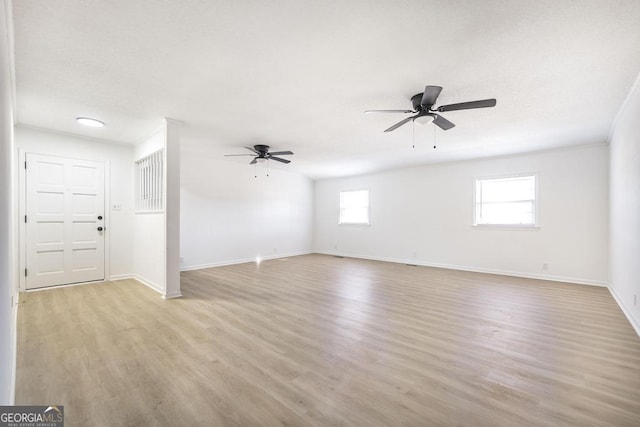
[135,149,163,212]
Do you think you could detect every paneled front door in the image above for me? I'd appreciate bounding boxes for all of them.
[25,153,105,289]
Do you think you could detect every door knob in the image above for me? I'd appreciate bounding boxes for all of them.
[97,227,103,231]
[98,215,103,220]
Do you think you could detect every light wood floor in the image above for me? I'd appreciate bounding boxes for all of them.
[16,254,640,426]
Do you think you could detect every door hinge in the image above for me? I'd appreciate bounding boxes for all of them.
[24,268,27,277]
[24,161,27,169]
[24,215,27,223]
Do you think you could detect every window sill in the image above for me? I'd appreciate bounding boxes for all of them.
[135,210,165,215]
[338,222,371,227]
[472,224,540,230]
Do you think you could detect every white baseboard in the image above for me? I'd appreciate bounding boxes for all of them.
[180,250,313,272]
[9,298,17,405]
[109,275,183,300]
[315,250,608,287]
[132,275,164,295]
[608,286,640,338]
[163,290,182,299]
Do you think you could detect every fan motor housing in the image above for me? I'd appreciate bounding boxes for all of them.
[411,93,427,111]
[254,144,269,154]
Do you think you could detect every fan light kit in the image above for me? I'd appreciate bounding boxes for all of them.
[76,117,105,128]
[365,85,496,132]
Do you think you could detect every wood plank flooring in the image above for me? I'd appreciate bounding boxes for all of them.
[15,254,640,426]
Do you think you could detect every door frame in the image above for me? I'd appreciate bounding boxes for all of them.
[18,149,111,292]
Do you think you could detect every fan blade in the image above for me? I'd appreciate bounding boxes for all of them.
[224,154,255,157]
[432,114,455,130]
[365,109,415,114]
[270,156,291,164]
[384,115,417,132]
[268,151,293,156]
[420,86,443,107]
[437,98,496,112]
[244,146,259,154]
[249,158,257,165]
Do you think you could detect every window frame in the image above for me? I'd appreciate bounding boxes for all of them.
[472,173,539,229]
[338,188,371,226]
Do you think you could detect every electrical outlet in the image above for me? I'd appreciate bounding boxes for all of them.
[112,203,122,211]
[273,248,278,254]
[334,244,338,250]
[179,257,184,264]
[412,251,417,258]
[542,263,549,270]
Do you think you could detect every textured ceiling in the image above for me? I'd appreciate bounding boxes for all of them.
[12,0,640,179]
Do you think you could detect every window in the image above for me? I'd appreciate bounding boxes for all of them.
[474,175,536,226]
[339,189,370,225]
[135,149,164,212]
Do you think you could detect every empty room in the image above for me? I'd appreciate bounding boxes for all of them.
[1,0,640,426]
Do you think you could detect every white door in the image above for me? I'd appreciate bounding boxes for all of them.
[26,153,105,289]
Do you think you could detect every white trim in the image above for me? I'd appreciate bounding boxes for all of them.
[108,276,180,299]
[134,210,165,215]
[9,295,17,405]
[315,250,608,287]
[163,290,182,299]
[24,279,107,292]
[473,172,538,227]
[132,274,164,295]
[608,286,640,338]
[19,151,110,291]
[338,188,370,226]
[180,251,313,272]
[18,148,25,292]
[103,160,110,282]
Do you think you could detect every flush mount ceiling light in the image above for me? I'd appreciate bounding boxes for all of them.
[76,117,105,128]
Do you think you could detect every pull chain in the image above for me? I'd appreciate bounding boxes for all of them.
[412,119,416,149]
[433,123,437,149]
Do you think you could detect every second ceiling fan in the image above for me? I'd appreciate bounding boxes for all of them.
[365,85,496,132]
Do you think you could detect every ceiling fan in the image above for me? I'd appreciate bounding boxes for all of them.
[365,85,496,132]
[224,144,294,164]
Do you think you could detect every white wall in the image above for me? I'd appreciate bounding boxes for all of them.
[0,0,15,405]
[609,74,640,334]
[15,127,135,281]
[180,153,314,269]
[314,144,609,285]
[132,127,166,292]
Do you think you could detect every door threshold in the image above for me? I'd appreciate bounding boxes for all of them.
[25,279,107,292]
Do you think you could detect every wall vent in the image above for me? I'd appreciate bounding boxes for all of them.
[135,149,163,213]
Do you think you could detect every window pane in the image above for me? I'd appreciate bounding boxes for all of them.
[340,207,369,224]
[475,175,536,225]
[340,190,369,224]
[478,201,534,224]
[480,177,534,202]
